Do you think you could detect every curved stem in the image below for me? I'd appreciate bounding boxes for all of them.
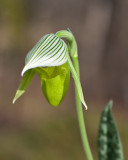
[56,30,93,160]
[56,30,78,58]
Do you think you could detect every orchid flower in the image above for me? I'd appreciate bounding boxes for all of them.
[13,30,87,109]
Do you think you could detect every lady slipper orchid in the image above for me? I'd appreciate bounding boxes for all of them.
[13,30,87,110]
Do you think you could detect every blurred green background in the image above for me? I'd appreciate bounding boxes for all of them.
[0,0,128,159]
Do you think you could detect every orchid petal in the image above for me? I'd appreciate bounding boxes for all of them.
[67,55,88,110]
[13,69,35,103]
[21,34,68,76]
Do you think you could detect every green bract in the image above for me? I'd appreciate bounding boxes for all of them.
[13,31,87,109]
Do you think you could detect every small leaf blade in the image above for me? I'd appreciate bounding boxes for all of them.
[13,69,35,103]
[98,100,124,160]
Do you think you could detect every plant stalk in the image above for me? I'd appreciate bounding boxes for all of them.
[73,57,93,160]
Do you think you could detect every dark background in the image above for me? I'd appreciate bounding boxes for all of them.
[0,0,128,159]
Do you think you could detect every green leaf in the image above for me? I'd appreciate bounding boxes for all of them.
[67,55,87,110]
[13,69,35,103]
[35,63,70,107]
[98,100,124,160]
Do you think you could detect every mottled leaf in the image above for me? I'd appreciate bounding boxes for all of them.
[98,100,124,160]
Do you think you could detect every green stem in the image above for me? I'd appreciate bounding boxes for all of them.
[73,57,93,160]
[56,30,93,160]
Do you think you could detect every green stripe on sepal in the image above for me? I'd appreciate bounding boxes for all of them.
[22,34,68,76]
[98,100,124,160]
[35,63,70,107]
[13,69,35,103]
[67,55,87,110]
